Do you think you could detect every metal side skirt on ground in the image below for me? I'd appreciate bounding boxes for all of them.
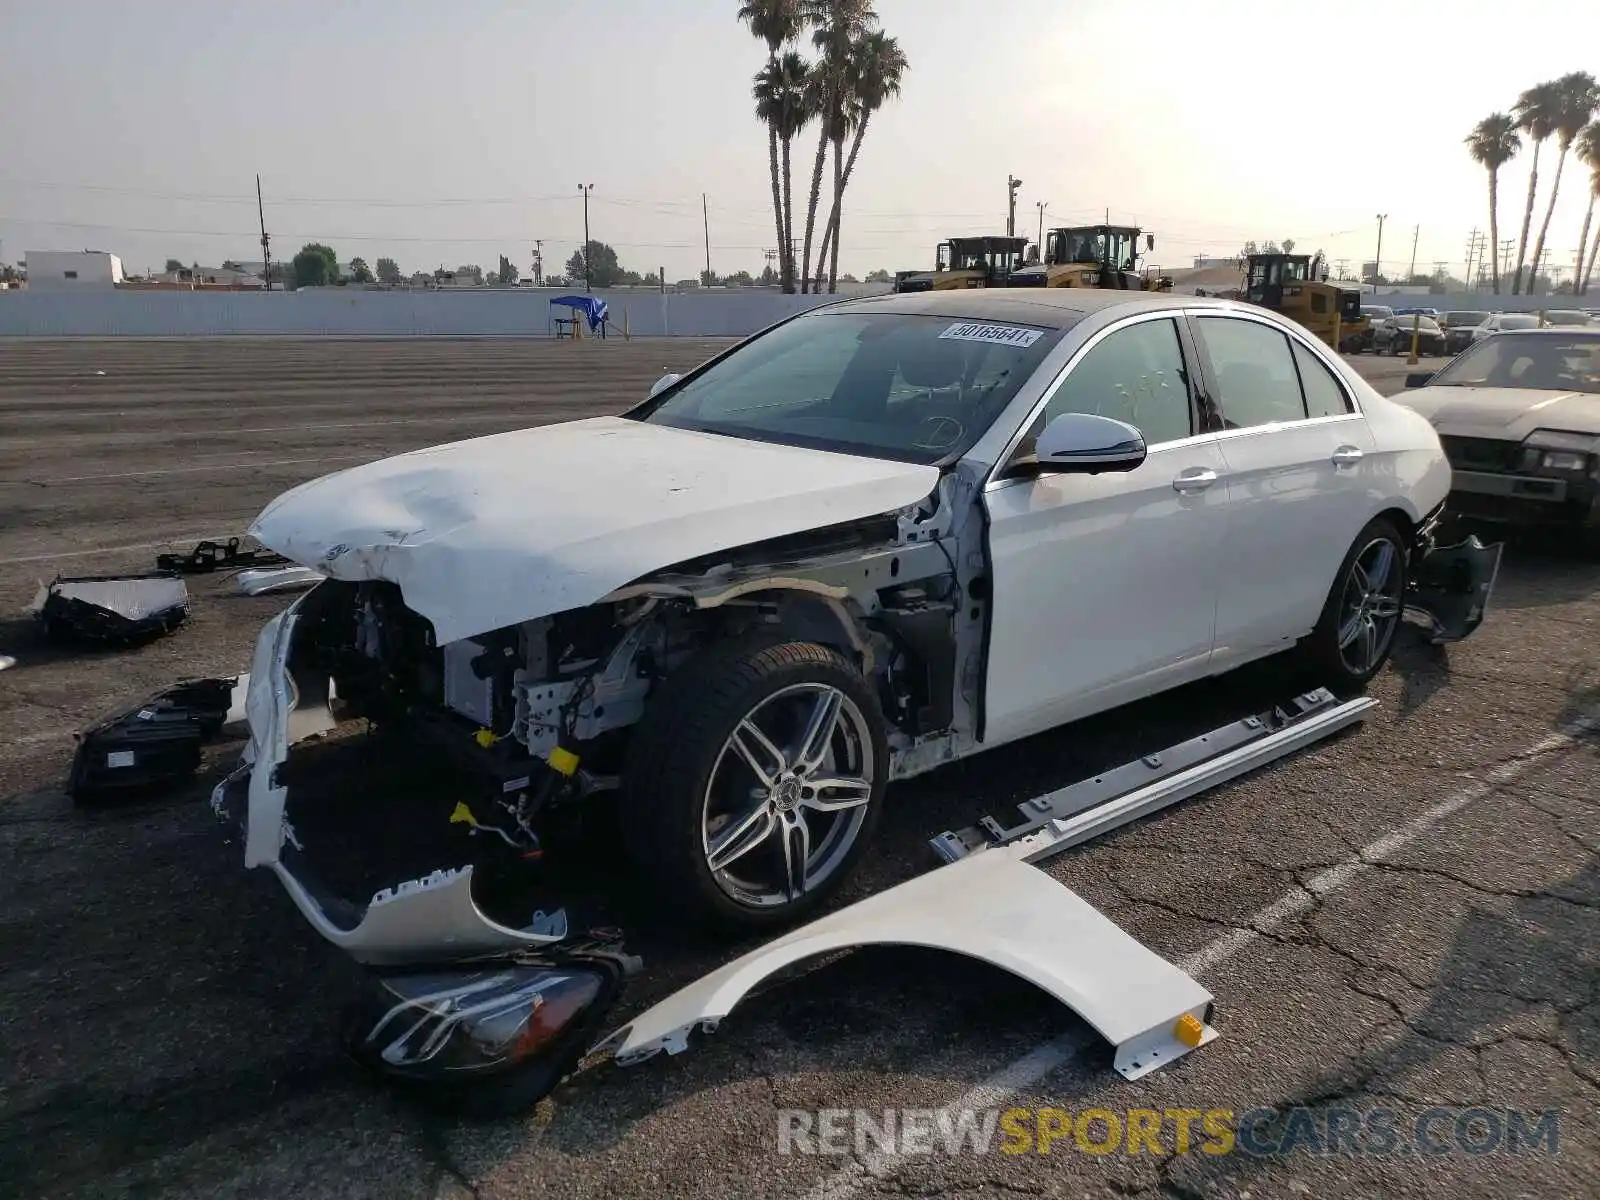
[593,849,1219,1081]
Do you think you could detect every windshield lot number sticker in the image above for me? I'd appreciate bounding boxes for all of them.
[939,322,1043,348]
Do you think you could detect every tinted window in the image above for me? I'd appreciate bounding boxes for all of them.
[1292,341,1352,417]
[1037,318,1192,445]
[1427,333,1600,394]
[638,311,1064,464]
[1194,317,1306,428]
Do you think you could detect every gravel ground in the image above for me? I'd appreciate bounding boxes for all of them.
[0,340,1594,1200]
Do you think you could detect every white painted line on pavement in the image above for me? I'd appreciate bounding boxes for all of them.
[798,714,1598,1200]
[0,532,242,568]
[0,453,370,486]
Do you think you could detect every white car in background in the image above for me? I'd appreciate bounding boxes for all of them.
[222,290,1490,966]
[1473,312,1542,342]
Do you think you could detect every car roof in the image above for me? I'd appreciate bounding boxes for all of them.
[1482,325,1600,336]
[809,289,1247,330]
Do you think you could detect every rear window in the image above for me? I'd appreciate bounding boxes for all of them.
[1445,311,1488,326]
[1500,314,1540,330]
[1544,311,1592,327]
[635,311,1065,464]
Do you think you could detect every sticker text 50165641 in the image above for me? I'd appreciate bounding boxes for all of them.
[938,322,1044,348]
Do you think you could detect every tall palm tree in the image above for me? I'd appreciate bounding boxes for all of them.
[1527,72,1599,297]
[739,1,805,291]
[1574,123,1600,294]
[797,0,876,293]
[1465,113,1521,294]
[814,30,908,291]
[753,51,814,293]
[1510,80,1562,293]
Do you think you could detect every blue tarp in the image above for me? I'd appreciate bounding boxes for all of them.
[550,294,609,332]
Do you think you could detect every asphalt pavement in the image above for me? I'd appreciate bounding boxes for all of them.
[0,340,1594,1200]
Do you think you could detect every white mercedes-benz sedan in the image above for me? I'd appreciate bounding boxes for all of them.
[218,289,1489,965]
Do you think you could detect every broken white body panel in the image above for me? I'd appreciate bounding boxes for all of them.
[595,848,1218,1080]
[248,416,938,644]
[236,565,324,595]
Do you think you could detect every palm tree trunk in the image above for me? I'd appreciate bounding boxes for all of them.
[815,115,873,293]
[1488,169,1502,294]
[827,138,844,292]
[781,134,796,293]
[1512,141,1542,294]
[1584,219,1600,293]
[1575,197,1595,296]
[767,121,786,291]
[1527,145,1568,296]
[799,90,833,293]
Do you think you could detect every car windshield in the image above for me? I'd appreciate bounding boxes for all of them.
[1426,333,1600,394]
[1364,307,1393,319]
[1395,316,1442,332]
[1499,314,1540,330]
[1544,311,1592,326]
[1445,311,1489,326]
[634,311,1065,464]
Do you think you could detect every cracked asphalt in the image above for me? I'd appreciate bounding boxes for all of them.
[0,339,1594,1200]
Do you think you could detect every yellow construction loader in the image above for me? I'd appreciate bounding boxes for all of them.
[893,236,1030,292]
[1006,225,1173,291]
[1235,252,1367,351]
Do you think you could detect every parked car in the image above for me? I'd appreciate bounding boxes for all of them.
[220,290,1482,967]
[1374,313,1447,356]
[1472,312,1541,342]
[1542,309,1593,327]
[1440,310,1492,354]
[1344,304,1394,354]
[1394,328,1600,528]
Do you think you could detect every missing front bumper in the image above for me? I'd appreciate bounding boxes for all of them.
[1406,534,1503,643]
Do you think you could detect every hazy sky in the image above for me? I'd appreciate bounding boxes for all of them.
[3,0,1599,285]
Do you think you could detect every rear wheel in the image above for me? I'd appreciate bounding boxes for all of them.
[1299,517,1409,693]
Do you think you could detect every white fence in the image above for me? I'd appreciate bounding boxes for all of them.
[0,286,890,338]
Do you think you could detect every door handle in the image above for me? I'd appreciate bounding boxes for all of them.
[1331,445,1364,467]
[1172,467,1218,494]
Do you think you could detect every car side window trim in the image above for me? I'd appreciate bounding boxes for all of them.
[1182,309,1364,423]
[984,308,1201,490]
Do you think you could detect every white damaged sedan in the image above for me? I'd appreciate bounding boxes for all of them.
[220,290,1485,968]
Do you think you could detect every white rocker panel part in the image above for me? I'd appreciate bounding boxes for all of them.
[594,847,1217,1079]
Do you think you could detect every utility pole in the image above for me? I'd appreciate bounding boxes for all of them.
[1500,238,1515,280]
[702,193,712,285]
[1035,200,1047,252]
[1407,223,1420,283]
[1006,175,1023,238]
[577,184,594,293]
[1463,227,1480,292]
[1372,213,1387,293]
[533,239,543,287]
[256,174,272,291]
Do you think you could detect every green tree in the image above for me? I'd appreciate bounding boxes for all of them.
[455,264,484,285]
[375,256,402,285]
[221,259,242,271]
[498,254,519,286]
[726,269,756,285]
[1467,112,1522,294]
[164,258,184,273]
[348,256,374,283]
[1528,72,1599,296]
[564,241,625,288]
[291,243,339,289]
[864,267,891,283]
[1510,80,1562,293]
[740,1,806,293]
[797,0,877,294]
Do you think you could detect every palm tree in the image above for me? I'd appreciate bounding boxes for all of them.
[1527,72,1600,297]
[739,0,805,291]
[1574,123,1600,294]
[1465,113,1521,294]
[797,0,877,293]
[1510,81,1562,293]
[814,30,908,291]
[753,52,814,293]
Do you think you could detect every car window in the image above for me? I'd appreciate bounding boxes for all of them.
[637,311,1066,464]
[1193,317,1306,428]
[1291,340,1352,417]
[1427,333,1600,394]
[1035,318,1193,445]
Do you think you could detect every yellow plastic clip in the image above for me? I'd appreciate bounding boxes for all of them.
[474,729,500,749]
[449,801,479,828]
[547,746,580,776]
[1174,1013,1206,1048]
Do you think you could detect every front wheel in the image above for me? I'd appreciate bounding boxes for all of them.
[622,639,888,930]
[1298,517,1409,693]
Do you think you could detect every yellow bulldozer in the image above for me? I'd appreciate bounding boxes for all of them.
[1234,252,1367,351]
[1006,225,1173,291]
[892,236,1030,292]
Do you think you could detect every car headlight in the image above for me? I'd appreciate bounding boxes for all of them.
[1541,451,1588,471]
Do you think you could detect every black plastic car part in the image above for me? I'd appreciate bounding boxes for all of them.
[155,537,289,575]
[68,677,242,803]
[36,573,190,645]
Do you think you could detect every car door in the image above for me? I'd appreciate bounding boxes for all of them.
[981,312,1231,748]
[1186,312,1378,666]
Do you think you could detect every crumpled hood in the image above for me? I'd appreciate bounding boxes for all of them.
[249,416,938,643]
[1393,386,1600,441]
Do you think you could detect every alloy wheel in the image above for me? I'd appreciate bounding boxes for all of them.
[1337,536,1404,676]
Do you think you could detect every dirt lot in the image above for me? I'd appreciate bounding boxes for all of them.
[1,339,1595,1200]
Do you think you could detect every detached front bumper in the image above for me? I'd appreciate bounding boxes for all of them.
[212,594,570,966]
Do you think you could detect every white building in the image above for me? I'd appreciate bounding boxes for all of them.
[24,250,126,290]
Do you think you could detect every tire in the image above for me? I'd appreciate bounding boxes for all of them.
[1298,516,1409,694]
[622,638,889,930]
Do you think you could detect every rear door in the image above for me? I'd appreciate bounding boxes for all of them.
[1186,313,1378,665]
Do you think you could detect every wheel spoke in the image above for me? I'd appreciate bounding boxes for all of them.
[1367,595,1402,619]
[1357,615,1377,671]
[802,776,873,811]
[778,810,810,900]
[792,687,844,775]
[706,803,776,873]
[1337,610,1365,649]
[1367,541,1396,591]
[729,719,786,787]
[1350,560,1371,595]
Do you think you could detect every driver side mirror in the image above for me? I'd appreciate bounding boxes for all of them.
[648,372,682,399]
[1146,233,1156,251]
[1404,371,1435,389]
[1009,412,1147,478]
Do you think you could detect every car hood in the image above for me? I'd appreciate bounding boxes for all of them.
[1392,386,1600,441]
[249,415,939,643]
